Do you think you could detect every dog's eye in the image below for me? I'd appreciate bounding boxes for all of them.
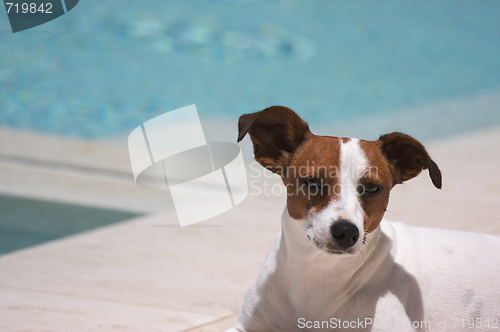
[301,178,322,191]
[358,183,381,196]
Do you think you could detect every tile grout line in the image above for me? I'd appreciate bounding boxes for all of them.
[0,284,230,318]
[0,155,133,181]
[178,313,238,332]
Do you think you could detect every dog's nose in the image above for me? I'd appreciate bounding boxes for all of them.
[331,220,359,249]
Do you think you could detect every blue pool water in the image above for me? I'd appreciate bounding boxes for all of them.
[0,194,139,254]
[1,0,500,139]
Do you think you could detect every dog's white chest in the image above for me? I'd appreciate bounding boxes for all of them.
[229,220,500,332]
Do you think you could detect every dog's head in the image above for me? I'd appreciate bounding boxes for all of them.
[238,106,441,255]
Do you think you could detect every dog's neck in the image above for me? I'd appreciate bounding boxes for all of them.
[278,208,391,318]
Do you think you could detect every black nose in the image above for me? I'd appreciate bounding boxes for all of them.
[331,220,359,249]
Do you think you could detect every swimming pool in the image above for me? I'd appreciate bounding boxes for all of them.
[0,194,140,254]
[1,0,500,139]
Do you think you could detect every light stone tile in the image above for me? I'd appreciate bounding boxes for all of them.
[182,315,238,332]
[0,287,217,332]
[0,127,131,173]
[0,161,171,213]
[0,126,281,213]
[0,195,283,320]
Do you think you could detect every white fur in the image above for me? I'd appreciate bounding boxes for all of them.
[226,140,500,332]
[228,217,500,332]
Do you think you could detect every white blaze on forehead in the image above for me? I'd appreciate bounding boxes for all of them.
[340,138,367,186]
[338,138,367,225]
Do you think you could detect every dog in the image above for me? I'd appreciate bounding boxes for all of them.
[226,106,500,332]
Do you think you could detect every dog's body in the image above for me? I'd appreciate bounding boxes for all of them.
[227,106,500,332]
[229,216,500,331]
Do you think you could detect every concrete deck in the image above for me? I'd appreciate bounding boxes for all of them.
[0,125,499,331]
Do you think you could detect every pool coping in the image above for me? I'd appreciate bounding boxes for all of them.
[0,125,500,330]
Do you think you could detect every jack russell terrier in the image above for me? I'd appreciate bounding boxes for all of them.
[226,106,500,332]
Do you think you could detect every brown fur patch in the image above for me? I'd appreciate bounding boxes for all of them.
[358,140,393,233]
[283,136,342,220]
[377,132,442,189]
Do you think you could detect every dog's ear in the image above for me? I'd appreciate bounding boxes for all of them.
[377,132,442,189]
[238,106,311,173]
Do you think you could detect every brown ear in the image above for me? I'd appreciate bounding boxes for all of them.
[237,106,311,173]
[377,132,442,189]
